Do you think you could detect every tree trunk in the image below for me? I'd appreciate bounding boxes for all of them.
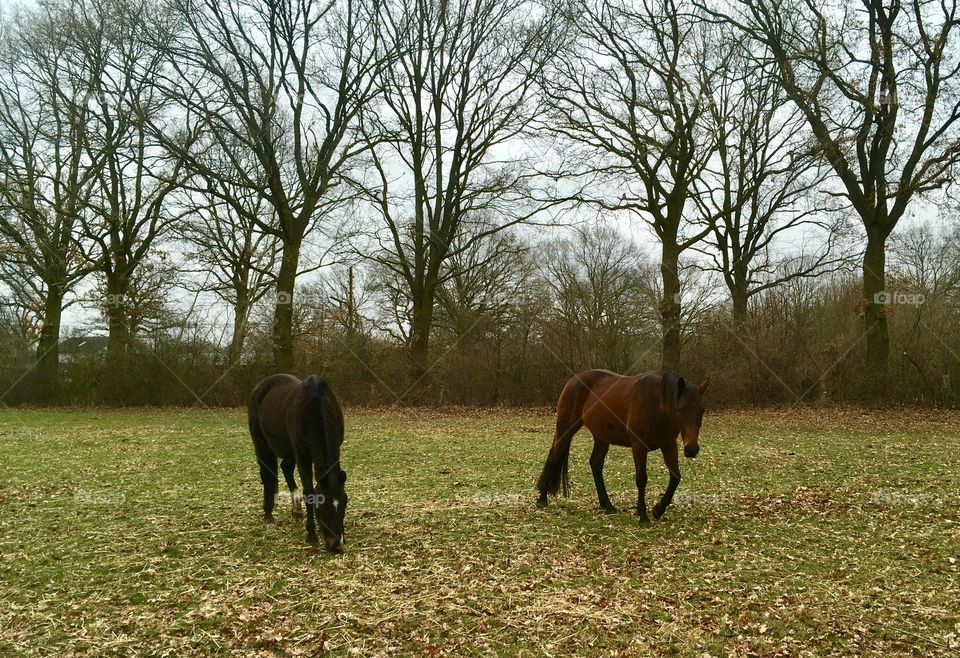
[660,241,682,372]
[863,227,890,400]
[34,283,64,401]
[228,291,250,366]
[344,267,359,340]
[272,239,301,372]
[731,277,749,330]
[105,272,131,357]
[409,291,435,386]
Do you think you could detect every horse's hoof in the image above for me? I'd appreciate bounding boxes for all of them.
[652,504,665,519]
[536,497,548,509]
[263,515,275,524]
[601,505,618,515]
[307,535,319,546]
[639,516,651,527]
[292,512,305,522]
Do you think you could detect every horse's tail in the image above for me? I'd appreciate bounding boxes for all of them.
[247,379,269,452]
[537,377,590,499]
[300,376,342,484]
[537,437,571,497]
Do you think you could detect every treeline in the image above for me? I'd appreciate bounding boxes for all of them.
[3,222,958,406]
[2,0,960,407]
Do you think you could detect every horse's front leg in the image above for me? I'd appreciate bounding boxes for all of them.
[652,440,681,519]
[630,443,650,525]
[296,457,318,545]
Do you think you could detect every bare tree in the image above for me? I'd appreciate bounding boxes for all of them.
[357,0,560,383]
[176,179,279,365]
[435,229,531,340]
[540,0,721,371]
[884,218,960,396]
[694,27,850,327]
[889,219,960,302]
[367,260,415,346]
[326,265,369,342]
[90,249,181,340]
[74,0,184,357]
[0,1,104,398]
[541,225,657,373]
[435,229,534,401]
[158,0,391,371]
[0,292,34,393]
[711,0,960,397]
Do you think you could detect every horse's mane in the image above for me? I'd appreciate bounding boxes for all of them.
[659,371,682,413]
[299,375,341,484]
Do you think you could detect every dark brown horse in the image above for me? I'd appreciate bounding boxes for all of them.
[537,369,710,524]
[248,374,347,552]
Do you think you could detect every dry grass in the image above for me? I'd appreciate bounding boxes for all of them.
[0,406,958,656]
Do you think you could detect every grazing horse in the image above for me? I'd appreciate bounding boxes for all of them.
[248,374,347,552]
[536,369,710,525]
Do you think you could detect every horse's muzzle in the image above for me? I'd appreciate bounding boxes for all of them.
[324,536,344,553]
[684,445,699,459]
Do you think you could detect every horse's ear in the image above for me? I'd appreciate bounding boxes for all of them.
[698,377,712,394]
[677,377,686,396]
[338,470,347,486]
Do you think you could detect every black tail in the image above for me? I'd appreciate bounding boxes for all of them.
[247,382,269,454]
[300,376,343,485]
[537,442,571,498]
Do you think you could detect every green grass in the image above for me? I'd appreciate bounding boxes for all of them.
[0,406,958,656]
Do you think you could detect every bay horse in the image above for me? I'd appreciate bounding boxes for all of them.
[536,369,710,525]
[248,374,347,552]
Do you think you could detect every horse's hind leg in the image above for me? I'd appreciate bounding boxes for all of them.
[281,458,304,521]
[257,451,279,523]
[631,443,650,526]
[589,439,616,513]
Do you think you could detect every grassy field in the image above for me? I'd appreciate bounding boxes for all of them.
[0,406,958,657]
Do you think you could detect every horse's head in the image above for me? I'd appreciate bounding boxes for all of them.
[315,469,348,553]
[673,376,711,458]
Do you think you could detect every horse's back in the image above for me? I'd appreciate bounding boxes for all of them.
[248,373,303,458]
[561,369,652,400]
[557,369,629,421]
[249,373,302,405]
[565,370,664,446]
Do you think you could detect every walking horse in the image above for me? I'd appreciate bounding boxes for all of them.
[537,369,710,524]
